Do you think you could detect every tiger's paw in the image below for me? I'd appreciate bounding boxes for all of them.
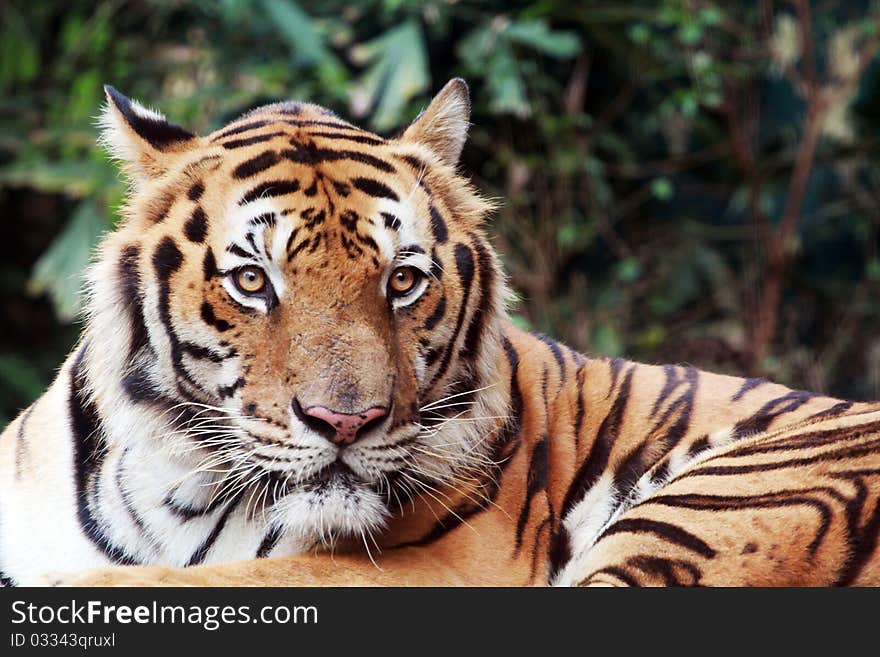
[46,565,201,587]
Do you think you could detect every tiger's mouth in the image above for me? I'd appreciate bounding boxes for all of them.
[301,461,361,491]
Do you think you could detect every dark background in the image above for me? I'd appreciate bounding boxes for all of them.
[1,0,879,426]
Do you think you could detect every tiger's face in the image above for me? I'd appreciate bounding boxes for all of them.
[87,80,507,543]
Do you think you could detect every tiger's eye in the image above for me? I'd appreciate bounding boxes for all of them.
[388,267,420,296]
[235,266,266,294]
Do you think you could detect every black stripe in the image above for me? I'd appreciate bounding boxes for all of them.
[732,377,769,401]
[185,496,243,567]
[181,341,232,364]
[809,400,854,420]
[309,131,385,145]
[535,333,566,381]
[201,301,232,332]
[423,295,446,330]
[726,421,880,459]
[398,243,424,255]
[424,347,442,367]
[648,491,834,556]
[428,243,474,387]
[686,435,710,459]
[152,238,209,400]
[163,487,228,521]
[283,118,360,131]
[222,132,285,149]
[382,212,401,231]
[652,365,686,415]
[227,243,255,259]
[560,366,635,518]
[582,566,640,587]
[429,205,448,244]
[239,179,300,205]
[249,212,277,228]
[69,346,139,565]
[732,390,820,440]
[187,182,205,201]
[284,143,395,173]
[121,369,168,406]
[515,435,549,550]
[256,526,284,558]
[217,377,246,399]
[184,207,208,243]
[626,555,701,586]
[233,150,281,179]
[351,177,399,201]
[835,475,880,585]
[460,238,495,364]
[398,154,427,174]
[650,460,671,486]
[607,357,626,397]
[615,367,699,501]
[285,227,301,254]
[118,245,149,361]
[599,518,717,558]
[203,247,218,280]
[683,437,880,478]
[213,120,270,140]
[287,238,311,262]
[574,364,587,450]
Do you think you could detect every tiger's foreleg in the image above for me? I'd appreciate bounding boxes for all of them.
[56,546,483,587]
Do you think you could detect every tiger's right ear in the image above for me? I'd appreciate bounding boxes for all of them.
[99,85,196,182]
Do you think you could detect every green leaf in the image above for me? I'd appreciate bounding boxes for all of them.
[557,223,579,247]
[260,0,346,90]
[651,177,674,201]
[0,158,108,197]
[28,200,108,322]
[0,353,46,402]
[485,42,530,117]
[352,19,429,131]
[594,324,623,357]
[504,20,581,59]
[698,7,723,26]
[509,313,533,331]
[616,257,642,282]
[627,23,651,45]
[678,22,703,45]
[262,0,329,65]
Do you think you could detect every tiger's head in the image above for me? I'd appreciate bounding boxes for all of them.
[84,80,510,544]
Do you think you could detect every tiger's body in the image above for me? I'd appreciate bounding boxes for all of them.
[1,80,878,587]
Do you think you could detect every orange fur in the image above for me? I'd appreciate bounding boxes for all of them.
[7,82,880,587]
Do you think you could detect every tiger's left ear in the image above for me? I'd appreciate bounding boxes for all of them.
[99,85,196,182]
[400,78,470,166]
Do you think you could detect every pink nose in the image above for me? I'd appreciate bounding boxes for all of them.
[302,405,389,445]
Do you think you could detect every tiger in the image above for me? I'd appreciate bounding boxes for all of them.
[1,79,879,587]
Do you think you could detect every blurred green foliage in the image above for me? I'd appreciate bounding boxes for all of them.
[1,0,880,426]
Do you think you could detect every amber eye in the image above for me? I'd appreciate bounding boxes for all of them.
[234,266,267,295]
[388,266,422,298]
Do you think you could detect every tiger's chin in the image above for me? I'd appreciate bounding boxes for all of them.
[270,463,389,546]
